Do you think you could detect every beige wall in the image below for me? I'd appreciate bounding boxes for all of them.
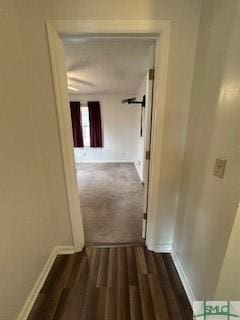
[0,0,201,318]
[215,205,240,300]
[0,2,73,320]
[173,0,240,300]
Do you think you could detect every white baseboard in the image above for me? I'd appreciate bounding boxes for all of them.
[17,245,75,320]
[146,242,195,305]
[146,242,172,252]
[170,248,196,305]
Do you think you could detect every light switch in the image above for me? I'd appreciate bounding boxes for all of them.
[214,158,227,179]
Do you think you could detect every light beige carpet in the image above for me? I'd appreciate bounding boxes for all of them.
[76,162,144,244]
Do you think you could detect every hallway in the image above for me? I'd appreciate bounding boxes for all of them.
[76,163,144,244]
[27,245,192,320]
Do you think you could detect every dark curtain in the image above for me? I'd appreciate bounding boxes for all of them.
[70,101,84,147]
[88,101,103,147]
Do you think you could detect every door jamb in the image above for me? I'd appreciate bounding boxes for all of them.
[46,20,171,252]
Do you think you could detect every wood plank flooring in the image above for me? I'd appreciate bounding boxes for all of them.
[27,246,192,320]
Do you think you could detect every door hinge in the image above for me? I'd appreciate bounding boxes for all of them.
[143,213,147,220]
[145,150,150,160]
[149,68,154,80]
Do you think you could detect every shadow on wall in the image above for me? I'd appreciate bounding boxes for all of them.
[173,0,240,299]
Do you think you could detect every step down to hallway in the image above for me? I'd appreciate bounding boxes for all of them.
[27,245,192,320]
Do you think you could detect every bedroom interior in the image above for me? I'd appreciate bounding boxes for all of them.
[63,37,155,244]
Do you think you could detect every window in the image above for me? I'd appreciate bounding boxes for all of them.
[81,106,90,147]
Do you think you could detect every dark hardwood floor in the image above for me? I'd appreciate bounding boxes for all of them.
[27,246,192,320]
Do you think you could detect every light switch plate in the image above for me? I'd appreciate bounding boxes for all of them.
[214,158,227,179]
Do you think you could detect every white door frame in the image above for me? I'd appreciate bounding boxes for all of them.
[46,20,171,252]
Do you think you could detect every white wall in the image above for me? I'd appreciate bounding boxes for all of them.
[173,0,240,300]
[70,94,139,162]
[0,0,201,318]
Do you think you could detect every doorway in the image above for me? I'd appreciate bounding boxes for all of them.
[47,20,171,251]
[62,38,155,244]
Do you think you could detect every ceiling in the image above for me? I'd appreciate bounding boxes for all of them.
[62,37,154,95]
